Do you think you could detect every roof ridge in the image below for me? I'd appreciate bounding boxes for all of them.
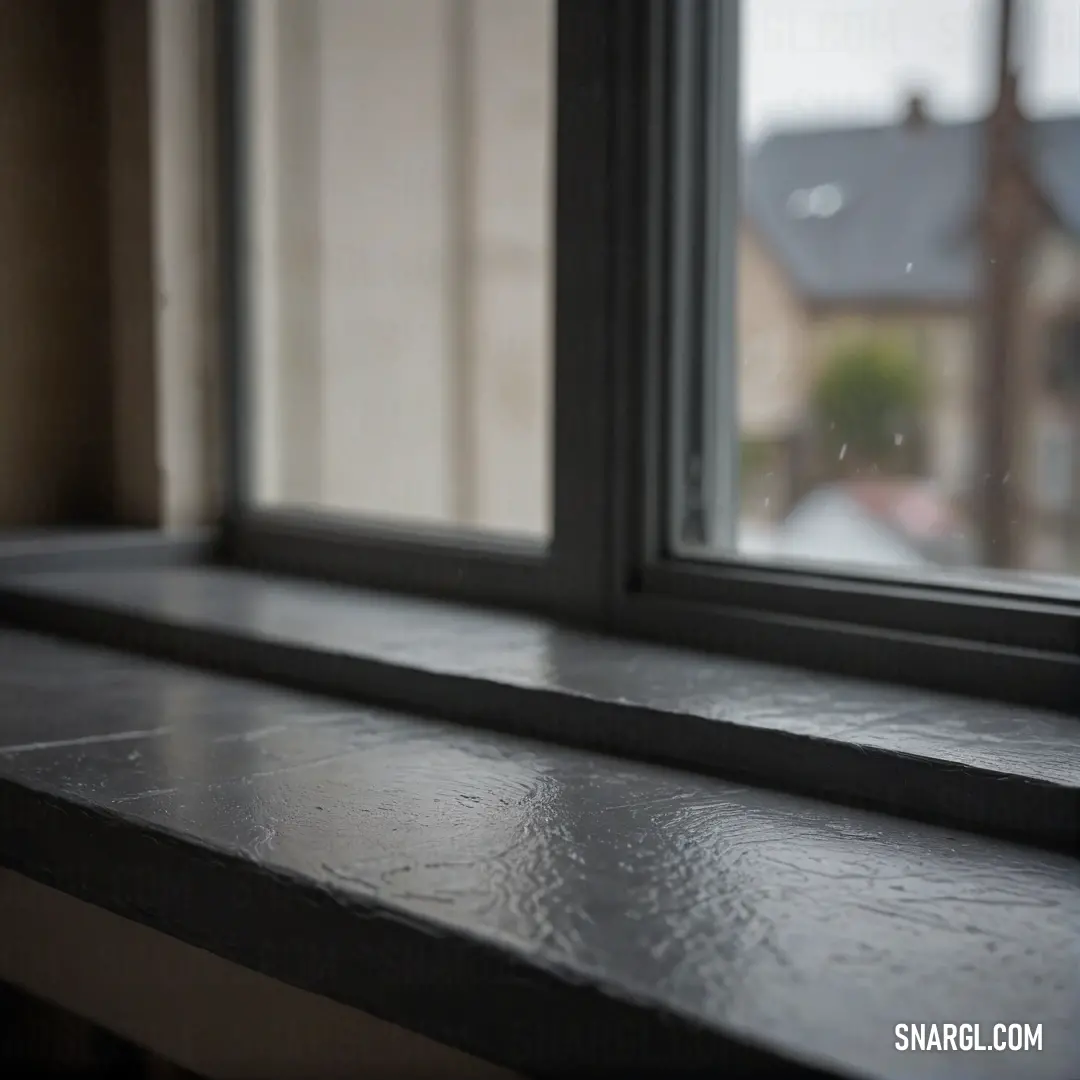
[745,108,1080,304]
[758,111,1080,145]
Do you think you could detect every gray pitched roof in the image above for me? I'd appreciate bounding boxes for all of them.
[744,115,1080,304]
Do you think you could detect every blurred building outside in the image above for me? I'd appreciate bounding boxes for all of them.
[737,90,1080,575]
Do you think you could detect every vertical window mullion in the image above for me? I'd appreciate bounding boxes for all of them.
[701,0,740,554]
[549,0,621,621]
[668,0,739,556]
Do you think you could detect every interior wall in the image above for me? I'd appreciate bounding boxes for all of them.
[0,0,114,526]
[0,869,519,1080]
[105,0,159,527]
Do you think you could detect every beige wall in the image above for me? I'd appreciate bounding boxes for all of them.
[318,0,455,521]
[147,0,220,529]
[925,316,978,498]
[252,0,553,537]
[1027,230,1080,312]
[249,0,324,506]
[471,0,553,534]
[736,227,808,441]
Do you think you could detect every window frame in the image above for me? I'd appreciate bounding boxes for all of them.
[215,0,1080,715]
[605,0,1080,713]
[214,0,617,624]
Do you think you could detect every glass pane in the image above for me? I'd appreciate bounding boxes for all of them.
[700,0,1080,584]
[245,0,554,538]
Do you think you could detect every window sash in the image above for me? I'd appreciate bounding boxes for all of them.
[214,0,618,623]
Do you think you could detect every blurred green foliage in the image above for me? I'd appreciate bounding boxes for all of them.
[811,336,927,473]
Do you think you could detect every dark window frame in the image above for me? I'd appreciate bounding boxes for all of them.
[607,0,1080,712]
[213,0,617,627]
[215,0,1080,715]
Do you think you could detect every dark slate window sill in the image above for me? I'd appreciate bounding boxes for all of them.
[0,563,1076,852]
[0,627,1077,1080]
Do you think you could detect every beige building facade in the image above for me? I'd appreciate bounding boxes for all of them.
[250,0,554,538]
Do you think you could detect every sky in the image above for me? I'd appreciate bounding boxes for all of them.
[742,0,1080,141]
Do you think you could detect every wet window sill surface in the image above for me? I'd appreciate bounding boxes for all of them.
[0,565,1076,850]
[0,566,1077,1078]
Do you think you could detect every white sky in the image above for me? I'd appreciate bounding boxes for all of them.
[742,0,1080,140]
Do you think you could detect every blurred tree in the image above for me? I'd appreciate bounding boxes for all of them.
[811,337,927,478]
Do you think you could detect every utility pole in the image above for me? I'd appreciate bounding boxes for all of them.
[977,0,1031,569]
